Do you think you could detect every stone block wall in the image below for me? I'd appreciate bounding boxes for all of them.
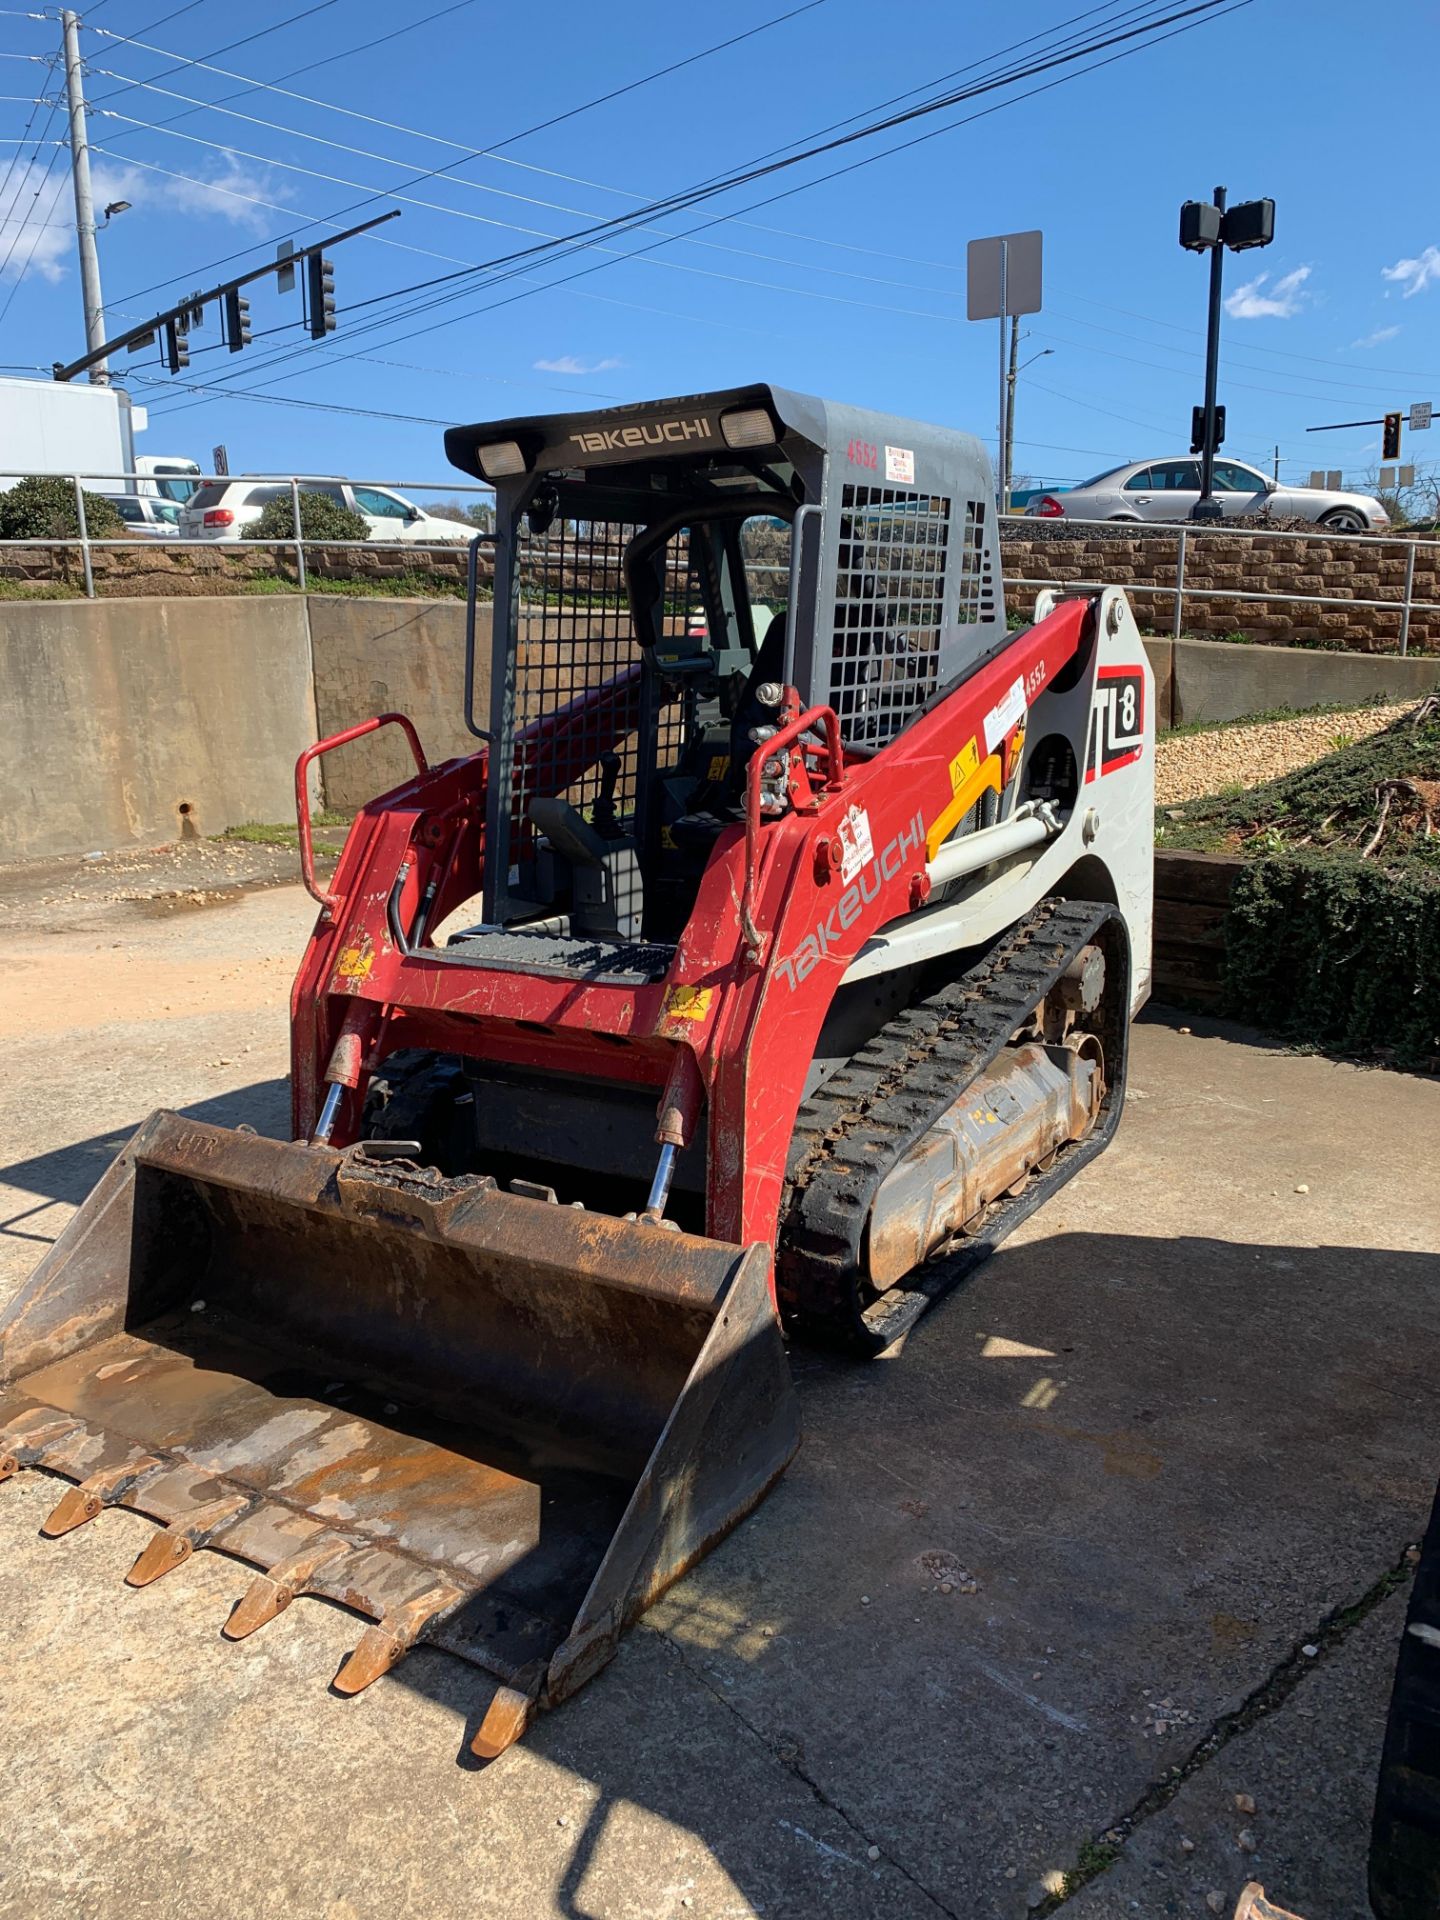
[1000,524,1438,654]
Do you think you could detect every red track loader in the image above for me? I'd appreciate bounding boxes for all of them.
[0,386,1153,1758]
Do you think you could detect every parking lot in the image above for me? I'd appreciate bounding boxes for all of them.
[1,865,1436,1920]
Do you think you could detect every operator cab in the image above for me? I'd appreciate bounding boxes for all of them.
[441,384,1004,968]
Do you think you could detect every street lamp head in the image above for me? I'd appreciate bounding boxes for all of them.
[100,200,131,225]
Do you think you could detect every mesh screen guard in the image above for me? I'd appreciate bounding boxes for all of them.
[482,511,696,923]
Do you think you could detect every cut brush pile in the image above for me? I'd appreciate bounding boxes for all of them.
[1157,698,1440,1067]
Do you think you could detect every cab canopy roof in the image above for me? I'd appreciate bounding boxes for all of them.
[443,382,989,501]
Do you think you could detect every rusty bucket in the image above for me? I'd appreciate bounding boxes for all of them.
[0,1113,798,1756]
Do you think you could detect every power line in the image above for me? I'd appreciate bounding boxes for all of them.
[262,2,1252,388]
[91,89,980,302]
[85,2,345,110]
[182,0,1234,407]
[1045,304,1438,398]
[150,0,1249,418]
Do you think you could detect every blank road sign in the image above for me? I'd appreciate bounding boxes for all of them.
[1326,471,1342,490]
[967,230,1043,321]
[1379,467,1396,489]
[1410,401,1432,431]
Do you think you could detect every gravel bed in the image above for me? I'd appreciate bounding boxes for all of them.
[1155,705,1413,807]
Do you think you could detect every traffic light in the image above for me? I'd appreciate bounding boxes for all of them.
[306,252,336,339]
[164,318,189,374]
[1219,198,1275,252]
[223,288,251,353]
[1179,200,1221,251]
[1190,404,1226,455]
[1382,411,1402,461]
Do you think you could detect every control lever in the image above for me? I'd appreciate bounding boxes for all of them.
[592,750,622,835]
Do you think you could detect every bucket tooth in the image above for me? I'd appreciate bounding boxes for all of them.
[223,1535,352,1640]
[470,1682,536,1761]
[0,1410,84,1481]
[333,1583,462,1697]
[125,1494,252,1587]
[40,1453,160,1537]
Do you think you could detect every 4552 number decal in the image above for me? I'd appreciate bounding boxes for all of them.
[1085,666,1145,782]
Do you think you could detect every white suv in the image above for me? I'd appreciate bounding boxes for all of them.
[177,477,475,543]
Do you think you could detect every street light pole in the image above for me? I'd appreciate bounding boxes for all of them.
[1195,184,1226,520]
[60,8,108,386]
[1003,335,1053,511]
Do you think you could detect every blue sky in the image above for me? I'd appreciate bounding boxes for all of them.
[1,0,1435,495]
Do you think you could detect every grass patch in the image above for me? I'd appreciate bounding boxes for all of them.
[1060,1838,1122,1900]
[1162,692,1402,741]
[220,810,351,849]
[232,571,480,601]
[0,578,83,600]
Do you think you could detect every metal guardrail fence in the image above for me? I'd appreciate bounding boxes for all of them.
[999,511,1440,657]
[0,469,499,599]
[2,474,1437,658]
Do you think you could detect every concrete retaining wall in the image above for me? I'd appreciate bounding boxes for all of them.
[0,597,317,861]
[1142,637,1439,730]
[6,597,1440,861]
[307,598,486,810]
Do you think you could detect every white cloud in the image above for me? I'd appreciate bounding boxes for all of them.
[533,354,622,375]
[0,155,290,284]
[1381,246,1440,299]
[1351,324,1401,348]
[1223,264,1311,320]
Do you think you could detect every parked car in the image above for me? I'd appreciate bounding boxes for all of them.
[176,477,474,543]
[101,493,181,537]
[1025,458,1387,532]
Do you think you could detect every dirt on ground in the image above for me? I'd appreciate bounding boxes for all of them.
[1154,703,1414,806]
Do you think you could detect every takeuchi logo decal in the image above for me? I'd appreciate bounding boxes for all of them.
[569,417,714,454]
[775,810,925,991]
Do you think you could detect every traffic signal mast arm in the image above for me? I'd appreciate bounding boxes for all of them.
[50,211,400,383]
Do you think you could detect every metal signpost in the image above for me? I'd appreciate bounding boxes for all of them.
[967,230,1042,514]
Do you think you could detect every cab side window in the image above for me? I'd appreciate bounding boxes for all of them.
[1122,468,1154,492]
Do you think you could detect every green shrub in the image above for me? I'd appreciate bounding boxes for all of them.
[242,491,370,543]
[1226,851,1440,1067]
[0,474,123,540]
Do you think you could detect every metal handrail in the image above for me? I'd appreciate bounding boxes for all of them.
[0,468,499,600]
[741,703,844,964]
[295,712,427,916]
[998,512,1439,657]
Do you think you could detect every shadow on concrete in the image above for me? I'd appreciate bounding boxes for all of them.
[376,1227,1439,1918]
[2,1081,1436,1915]
[0,1078,289,1250]
[1140,998,1440,1082]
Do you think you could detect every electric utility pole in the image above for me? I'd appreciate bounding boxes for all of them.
[61,9,108,385]
[1003,317,1018,512]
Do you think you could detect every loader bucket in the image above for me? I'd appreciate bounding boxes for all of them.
[0,1113,798,1756]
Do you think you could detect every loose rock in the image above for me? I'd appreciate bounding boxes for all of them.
[1234,1793,1257,1816]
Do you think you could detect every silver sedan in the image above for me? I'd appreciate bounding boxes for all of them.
[1025,457,1388,532]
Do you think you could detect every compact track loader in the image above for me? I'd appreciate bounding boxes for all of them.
[0,386,1153,1756]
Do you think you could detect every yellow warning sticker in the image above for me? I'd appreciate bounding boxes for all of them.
[660,825,678,850]
[707,754,731,782]
[662,984,714,1022]
[335,941,374,982]
[949,738,980,793]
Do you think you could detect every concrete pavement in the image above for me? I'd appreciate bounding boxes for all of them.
[0,878,1436,1920]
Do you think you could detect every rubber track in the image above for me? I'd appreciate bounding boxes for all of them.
[777,898,1129,1355]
